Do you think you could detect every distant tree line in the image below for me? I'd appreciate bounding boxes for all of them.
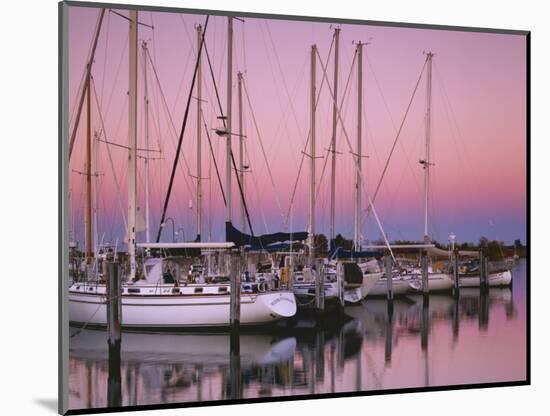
[316,233,526,260]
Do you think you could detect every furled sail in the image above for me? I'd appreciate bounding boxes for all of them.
[225,221,308,247]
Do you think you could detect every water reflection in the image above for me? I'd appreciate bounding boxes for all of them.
[68,261,526,411]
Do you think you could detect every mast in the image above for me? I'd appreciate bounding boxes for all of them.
[196,24,203,241]
[354,42,363,251]
[142,41,151,243]
[226,16,233,224]
[127,10,138,279]
[330,28,340,242]
[308,45,317,266]
[69,8,106,160]
[93,132,99,270]
[237,71,245,233]
[423,52,434,243]
[85,71,92,264]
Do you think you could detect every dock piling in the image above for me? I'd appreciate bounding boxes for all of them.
[315,259,325,312]
[385,253,393,302]
[229,254,242,399]
[421,252,429,302]
[285,255,294,291]
[230,255,241,329]
[479,249,488,292]
[105,261,121,408]
[106,261,121,347]
[453,249,460,297]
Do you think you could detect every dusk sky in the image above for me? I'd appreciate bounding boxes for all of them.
[68,5,527,248]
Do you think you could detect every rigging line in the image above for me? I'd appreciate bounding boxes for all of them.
[316,49,357,200]
[145,47,196,198]
[257,24,297,152]
[315,47,396,259]
[282,41,334,229]
[69,8,107,160]
[156,15,210,243]
[97,138,160,152]
[109,9,154,29]
[433,61,475,172]
[103,32,129,127]
[231,148,255,237]
[365,52,422,197]
[270,53,309,166]
[361,57,429,225]
[201,114,226,204]
[100,10,111,110]
[264,20,313,146]
[241,78,285,223]
[244,144,270,233]
[202,38,256,236]
[68,8,106,129]
[241,19,248,72]
[91,77,128,229]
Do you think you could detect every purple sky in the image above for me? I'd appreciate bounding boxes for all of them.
[68,6,527,246]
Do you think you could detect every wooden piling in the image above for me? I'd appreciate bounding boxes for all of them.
[421,251,429,300]
[479,290,489,330]
[105,261,121,347]
[229,255,242,400]
[421,294,429,351]
[315,259,325,312]
[229,328,241,400]
[285,255,294,291]
[336,262,345,307]
[479,249,488,292]
[105,261,121,408]
[230,255,241,328]
[315,330,325,380]
[385,253,393,301]
[452,294,460,342]
[384,307,393,366]
[453,249,460,297]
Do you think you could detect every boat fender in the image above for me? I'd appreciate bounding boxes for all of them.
[258,282,268,292]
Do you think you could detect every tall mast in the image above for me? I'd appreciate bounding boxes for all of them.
[93,132,99,269]
[142,41,151,243]
[226,16,233,224]
[423,52,434,243]
[330,28,340,242]
[354,42,363,251]
[127,10,138,279]
[85,71,92,264]
[196,24,203,241]
[237,71,245,233]
[308,45,317,266]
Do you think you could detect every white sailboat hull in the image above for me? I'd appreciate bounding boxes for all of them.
[366,276,412,296]
[406,273,454,292]
[69,285,296,328]
[459,270,512,288]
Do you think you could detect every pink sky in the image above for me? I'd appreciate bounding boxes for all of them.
[67,6,527,246]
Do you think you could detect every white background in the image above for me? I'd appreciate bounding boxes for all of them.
[0,0,547,414]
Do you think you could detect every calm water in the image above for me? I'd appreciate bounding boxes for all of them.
[68,260,527,411]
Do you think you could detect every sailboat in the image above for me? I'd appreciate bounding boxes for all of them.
[457,257,512,287]
[325,36,383,303]
[69,12,297,329]
[401,52,453,293]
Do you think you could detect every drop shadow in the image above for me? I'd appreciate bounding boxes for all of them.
[34,398,58,413]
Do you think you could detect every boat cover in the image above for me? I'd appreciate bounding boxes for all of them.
[225,221,308,247]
